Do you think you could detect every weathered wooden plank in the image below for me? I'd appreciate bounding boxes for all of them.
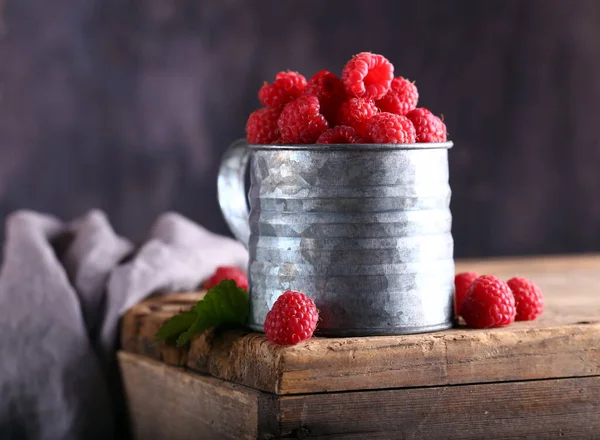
[117,352,600,440]
[278,376,600,439]
[121,254,600,394]
[455,253,600,275]
[121,293,203,366]
[274,323,600,394]
[118,351,276,440]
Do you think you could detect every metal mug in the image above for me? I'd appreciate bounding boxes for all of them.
[217,139,455,336]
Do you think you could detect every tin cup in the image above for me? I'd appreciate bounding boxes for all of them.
[218,139,455,336]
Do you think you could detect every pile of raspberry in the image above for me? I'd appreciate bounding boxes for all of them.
[454,273,544,329]
[246,52,447,145]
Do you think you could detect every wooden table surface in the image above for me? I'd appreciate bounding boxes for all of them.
[119,254,600,439]
[121,254,600,395]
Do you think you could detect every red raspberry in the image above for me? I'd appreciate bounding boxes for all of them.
[406,108,447,143]
[203,266,248,291]
[264,291,319,345]
[507,277,544,321]
[245,107,282,144]
[302,70,346,125]
[461,275,516,329]
[342,52,394,100]
[454,272,479,317]
[316,126,365,144]
[259,71,307,108]
[336,97,378,137]
[277,95,329,143]
[375,77,419,116]
[367,112,416,144]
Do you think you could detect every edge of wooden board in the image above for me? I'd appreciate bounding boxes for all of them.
[118,351,278,440]
[455,253,600,273]
[123,304,600,394]
[119,351,600,439]
[120,254,600,395]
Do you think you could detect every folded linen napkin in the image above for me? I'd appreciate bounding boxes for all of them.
[0,210,248,440]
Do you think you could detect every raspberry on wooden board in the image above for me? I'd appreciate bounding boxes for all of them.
[461,275,516,329]
[454,272,479,317]
[203,266,248,291]
[264,291,319,345]
[507,277,544,321]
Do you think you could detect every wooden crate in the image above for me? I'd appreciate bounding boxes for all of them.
[118,254,600,439]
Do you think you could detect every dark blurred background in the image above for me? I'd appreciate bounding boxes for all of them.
[0,0,599,258]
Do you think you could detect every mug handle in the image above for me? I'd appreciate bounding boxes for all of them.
[217,139,251,247]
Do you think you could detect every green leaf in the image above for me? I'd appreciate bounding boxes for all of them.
[153,280,250,347]
[153,310,198,343]
[175,280,249,347]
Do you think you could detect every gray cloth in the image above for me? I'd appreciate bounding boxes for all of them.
[0,210,248,440]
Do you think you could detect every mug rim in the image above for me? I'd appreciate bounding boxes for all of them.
[247,141,453,151]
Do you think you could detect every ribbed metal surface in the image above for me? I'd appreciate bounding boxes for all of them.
[218,141,455,336]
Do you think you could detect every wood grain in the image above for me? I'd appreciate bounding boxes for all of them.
[278,376,600,439]
[121,254,600,394]
[121,293,204,366]
[118,351,276,440]
[118,352,600,440]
